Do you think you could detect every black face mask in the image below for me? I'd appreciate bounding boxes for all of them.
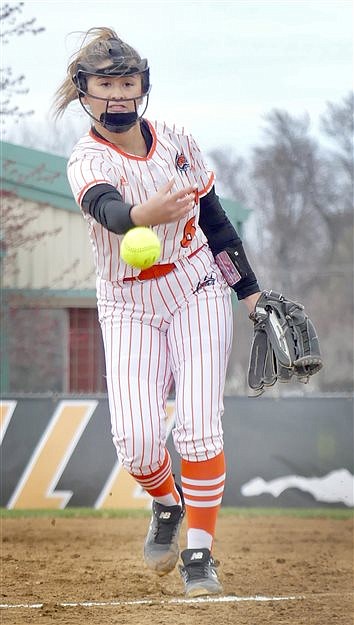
[99,110,139,133]
[77,91,150,133]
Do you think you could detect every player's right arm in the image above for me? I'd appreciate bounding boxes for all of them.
[81,179,196,235]
[130,179,196,227]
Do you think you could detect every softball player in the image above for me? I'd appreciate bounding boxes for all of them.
[55,27,261,597]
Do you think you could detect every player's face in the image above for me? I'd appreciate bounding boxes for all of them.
[83,74,143,118]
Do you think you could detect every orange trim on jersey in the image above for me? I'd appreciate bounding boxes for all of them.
[198,171,215,198]
[77,179,109,206]
[88,120,157,161]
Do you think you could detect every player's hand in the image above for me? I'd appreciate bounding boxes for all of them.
[130,178,197,226]
[243,291,262,315]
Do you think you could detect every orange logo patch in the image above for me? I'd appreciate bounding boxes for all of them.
[175,152,190,172]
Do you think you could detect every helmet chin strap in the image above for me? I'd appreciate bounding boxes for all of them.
[78,92,150,133]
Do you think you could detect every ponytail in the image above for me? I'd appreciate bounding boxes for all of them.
[53,27,133,118]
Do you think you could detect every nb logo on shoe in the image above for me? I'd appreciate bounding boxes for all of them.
[190,551,204,560]
[159,512,171,520]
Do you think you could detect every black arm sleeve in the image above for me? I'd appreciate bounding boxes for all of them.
[199,186,260,300]
[81,183,135,235]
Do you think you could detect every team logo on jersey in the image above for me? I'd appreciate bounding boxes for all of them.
[175,152,190,172]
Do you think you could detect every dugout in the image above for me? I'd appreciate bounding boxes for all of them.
[0,141,250,395]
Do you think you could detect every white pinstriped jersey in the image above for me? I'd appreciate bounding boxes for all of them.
[67,120,215,282]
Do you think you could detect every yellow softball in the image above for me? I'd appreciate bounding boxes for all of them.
[121,227,161,270]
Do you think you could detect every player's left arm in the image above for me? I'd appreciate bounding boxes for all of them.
[199,186,261,305]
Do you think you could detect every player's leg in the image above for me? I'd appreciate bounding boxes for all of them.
[168,262,233,595]
[99,302,184,574]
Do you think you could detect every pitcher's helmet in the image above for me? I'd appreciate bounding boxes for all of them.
[73,38,151,133]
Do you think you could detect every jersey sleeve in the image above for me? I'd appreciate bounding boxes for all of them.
[187,134,215,198]
[67,150,119,208]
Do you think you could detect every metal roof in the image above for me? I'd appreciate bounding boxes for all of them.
[1,141,76,211]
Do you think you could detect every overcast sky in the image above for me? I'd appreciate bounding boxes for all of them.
[3,0,353,156]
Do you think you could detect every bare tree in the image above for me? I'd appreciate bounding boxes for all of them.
[312,93,354,392]
[321,91,353,184]
[251,103,353,391]
[207,148,248,204]
[315,92,354,252]
[0,2,44,127]
[250,111,333,293]
[5,113,89,157]
[209,94,353,392]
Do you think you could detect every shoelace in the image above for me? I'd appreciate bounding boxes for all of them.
[153,506,183,544]
[182,556,219,580]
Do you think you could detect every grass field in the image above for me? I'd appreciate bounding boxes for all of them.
[1,506,352,519]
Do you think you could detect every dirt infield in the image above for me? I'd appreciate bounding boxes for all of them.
[1,513,353,624]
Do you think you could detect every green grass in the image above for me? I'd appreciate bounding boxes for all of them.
[0,507,150,519]
[220,506,353,520]
[1,507,352,520]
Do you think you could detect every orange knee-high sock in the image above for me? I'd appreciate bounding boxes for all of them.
[181,451,226,550]
[130,449,181,507]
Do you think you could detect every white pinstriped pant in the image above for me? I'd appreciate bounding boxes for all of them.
[97,246,233,476]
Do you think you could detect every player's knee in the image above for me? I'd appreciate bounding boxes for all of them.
[112,434,162,474]
[176,435,224,461]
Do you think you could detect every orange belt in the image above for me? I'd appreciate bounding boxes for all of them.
[123,246,203,282]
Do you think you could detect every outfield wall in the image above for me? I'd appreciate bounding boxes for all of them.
[1,396,353,509]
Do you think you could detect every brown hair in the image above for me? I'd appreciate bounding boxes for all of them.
[53,27,142,118]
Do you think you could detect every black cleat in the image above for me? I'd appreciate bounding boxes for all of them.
[144,487,185,576]
[179,548,223,597]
